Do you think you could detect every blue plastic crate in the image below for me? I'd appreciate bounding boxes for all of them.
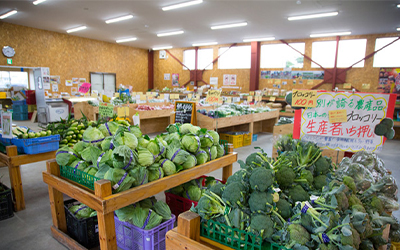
[12,112,28,121]
[11,134,60,154]
[252,134,258,142]
[12,104,28,114]
[0,134,13,147]
[12,100,27,105]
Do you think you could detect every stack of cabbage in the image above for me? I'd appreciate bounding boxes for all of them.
[115,196,172,230]
[168,176,220,202]
[68,202,97,219]
[55,121,226,194]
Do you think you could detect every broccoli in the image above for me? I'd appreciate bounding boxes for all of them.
[221,181,247,208]
[226,169,249,185]
[286,223,310,248]
[334,192,349,211]
[343,176,356,193]
[341,226,360,249]
[313,174,327,190]
[314,156,331,176]
[276,199,292,219]
[228,207,250,230]
[248,191,273,212]
[300,202,329,228]
[287,185,310,202]
[294,169,313,186]
[359,239,374,250]
[192,190,231,226]
[249,167,273,192]
[352,204,366,213]
[247,214,274,240]
[275,166,295,188]
[390,229,400,242]
[209,182,225,197]
[300,213,314,232]
[348,194,363,207]
[296,142,322,168]
[370,196,384,213]
[374,123,388,136]
[319,243,338,250]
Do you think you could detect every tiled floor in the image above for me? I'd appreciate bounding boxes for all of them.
[0,120,399,249]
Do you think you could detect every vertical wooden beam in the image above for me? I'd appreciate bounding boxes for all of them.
[332,36,340,90]
[177,211,201,241]
[95,180,117,250]
[222,145,234,181]
[148,50,154,90]
[249,41,260,91]
[46,159,67,232]
[6,146,25,211]
[194,47,199,87]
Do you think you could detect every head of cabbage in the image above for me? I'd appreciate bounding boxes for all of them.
[114,131,138,150]
[179,123,194,134]
[101,136,114,151]
[138,137,150,148]
[95,164,111,179]
[99,121,120,137]
[182,154,197,169]
[131,206,163,230]
[166,143,190,165]
[69,203,95,219]
[129,166,149,187]
[166,123,181,133]
[128,125,142,138]
[207,130,220,145]
[137,147,156,167]
[82,126,105,145]
[112,145,138,170]
[183,185,202,202]
[70,160,88,172]
[148,164,164,182]
[56,146,80,166]
[181,134,201,153]
[84,166,98,176]
[159,159,176,176]
[209,146,217,160]
[216,144,225,158]
[104,168,135,193]
[164,132,181,144]
[195,150,208,165]
[199,131,214,148]
[73,141,89,157]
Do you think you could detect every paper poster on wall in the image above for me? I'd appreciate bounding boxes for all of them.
[65,80,72,86]
[43,83,51,90]
[71,87,77,95]
[291,71,303,79]
[223,74,230,85]
[282,81,287,85]
[261,71,271,79]
[267,79,273,84]
[41,67,50,76]
[313,71,324,80]
[164,73,170,80]
[282,71,292,79]
[302,72,314,80]
[210,77,218,85]
[43,76,50,84]
[52,84,59,92]
[378,68,400,94]
[230,75,237,85]
[50,76,60,84]
[79,78,86,83]
[270,71,282,79]
[172,73,179,87]
[72,78,79,84]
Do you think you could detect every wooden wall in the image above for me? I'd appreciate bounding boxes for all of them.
[0,22,148,95]
[153,33,400,93]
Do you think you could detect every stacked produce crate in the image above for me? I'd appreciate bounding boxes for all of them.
[25,90,36,120]
[12,100,28,120]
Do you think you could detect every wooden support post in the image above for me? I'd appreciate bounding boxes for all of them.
[249,121,254,134]
[222,144,234,181]
[47,159,67,232]
[95,179,117,250]
[178,211,201,241]
[6,146,25,211]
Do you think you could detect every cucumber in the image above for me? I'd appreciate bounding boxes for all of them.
[80,129,85,134]
[68,143,74,147]
[66,135,72,141]
[66,131,74,135]
[78,134,83,139]
[60,139,68,144]
[35,132,41,138]
[72,134,76,139]
[46,130,52,136]
[70,139,77,143]
[41,131,48,137]
[70,122,79,127]
[59,144,67,148]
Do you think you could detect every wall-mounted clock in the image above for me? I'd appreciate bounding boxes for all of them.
[2,46,15,58]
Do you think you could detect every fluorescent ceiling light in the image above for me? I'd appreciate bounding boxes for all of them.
[0,10,17,19]
[211,22,247,30]
[66,26,87,33]
[162,0,203,11]
[397,27,400,31]
[157,31,184,37]
[105,15,133,24]
[192,42,218,46]
[243,37,275,42]
[288,11,338,21]
[310,31,351,38]
[397,4,400,8]
[116,37,137,43]
[152,46,173,50]
[33,0,46,5]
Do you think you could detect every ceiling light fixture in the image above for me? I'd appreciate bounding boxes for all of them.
[243,37,275,42]
[310,31,351,38]
[0,10,17,19]
[288,11,338,21]
[162,0,203,11]
[66,26,87,33]
[157,30,184,37]
[33,0,46,5]
[397,27,400,31]
[105,15,133,24]
[211,22,247,30]
[192,42,218,46]
[116,37,137,43]
[152,46,173,50]
[397,4,400,8]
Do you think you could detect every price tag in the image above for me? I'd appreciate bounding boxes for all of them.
[218,97,223,105]
[188,94,192,99]
[329,109,347,123]
[269,96,276,102]
[140,95,147,101]
[159,94,164,99]
[226,97,232,103]
[247,96,253,102]
[205,90,221,103]
[99,103,114,117]
[343,83,352,89]
[250,91,254,96]
[117,107,129,117]
[78,82,91,94]
[292,89,317,108]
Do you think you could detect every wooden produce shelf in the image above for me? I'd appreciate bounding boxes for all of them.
[0,146,56,211]
[42,147,237,250]
[394,121,400,127]
[279,111,295,117]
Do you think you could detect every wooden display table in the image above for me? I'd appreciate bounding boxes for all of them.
[42,146,237,250]
[0,145,56,211]
[196,110,279,134]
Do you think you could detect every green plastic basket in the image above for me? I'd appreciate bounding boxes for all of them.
[219,139,229,155]
[60,165,100,190]
[200,219,290,250]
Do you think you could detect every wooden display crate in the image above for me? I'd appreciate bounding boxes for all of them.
[73,102,98,121]
[42,146,237,250]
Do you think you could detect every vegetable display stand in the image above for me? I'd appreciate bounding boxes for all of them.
[0,145,56,211]
[42,145,236,250]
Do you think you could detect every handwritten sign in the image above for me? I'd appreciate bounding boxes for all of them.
[292,89,317,108]
[78,82,91,94]
[226,97,232,103]
[250,91,254,96]
[329,109,347,123]
[175,101,196,124]
[205,90,221,103]
[269,96,276,102]
[247,96,253,102]
[343,83,352,89]
[117,107,129,117]
[99,103,114,117]
[140,95,146,101]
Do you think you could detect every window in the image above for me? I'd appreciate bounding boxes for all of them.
[183,49,213,70]
[373,37,400,67]
[0,71,29,89]
[218,46,251,69]
[311,39,367,68]
[260,43,305,68]
[90,72,116,92]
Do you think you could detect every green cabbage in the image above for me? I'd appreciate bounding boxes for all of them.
[96,149,113,168]
[190,126,201,135]
[207,130,220,145]
[69,203,95,219]
[104,168,135,193]
[199,131,214,148]
[169,185,184,196]
[70,160,88,172]
[209,146,217,160]
[131,206,162,230]
[114,131,138,150]
[147,137,166,161]
[84,166,98,176]
[183,185,202,201]
[112,145,138,170]
[159,159,176,176]
[182,154,197,169]
[148,164,164,182]
[195,150,208,165]
[152,201,172,221]
[138,147,155,167]
[166,142,190,165]
[166,123,181,133]
[81,145,102,165]
[138,137,150,148]
[181,134,201,153]
[101,136,114,151]
[164,132,181,144]
[90,211,97,217]
[128,125,142,138]
[99,121,120,137]
[73,141,89,157]
[95,164,111,179]
[140,197,157,208]
[129,166,149,187]
[56,146,80,166]
[115,205,136,222]
[179,123,193,134]
[82,126,105,145]
[216,144,225,158]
